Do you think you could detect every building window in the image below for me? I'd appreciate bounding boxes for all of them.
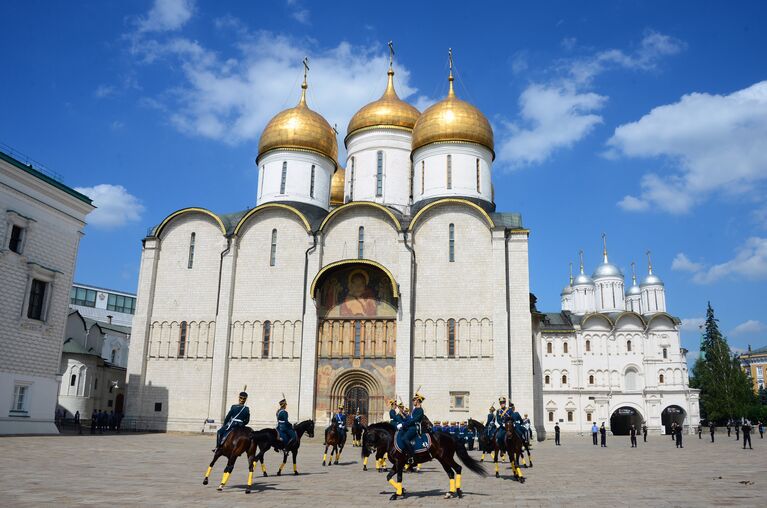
[548,411,554,422]
[70,287,97,308]
[178,321,187,358]
[280,161,288,194]
[563,342,569,354]
[262,321,271,358]
[154,402,162,412]
[421,161,425,195]
[8,225,24,253]
[567,411,573,422]
[107,294,136,314]
[358,226,364,259]
[376,151,384,197]
[547,342,552,354]
[12,384,28,413]
[27,279,47,320]
[187,232,196,269]
[354,321,362,358]
[586,412,592,422]
[70,374,76,387]
[269,229,277,266]
[585,340,591,352]
[625,369,638,390]
[627,340,632,352]
[589,374,595,385]
[562,374,567,385]
[450,391,469,410]
[545,375,550,385]
[446,154,452,189]
[447,318,456,357]
[448,223,455,262]
[476,158,480,193]
[662,348,668,359]
[107,399,113,407]
[310,165,315,198]
[659,373,665,384]
[350,157,355,200]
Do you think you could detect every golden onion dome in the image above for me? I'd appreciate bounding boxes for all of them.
[345,68,420,144]
[330,166,345,205]
[257,79,338,164]
[411,68,494,157]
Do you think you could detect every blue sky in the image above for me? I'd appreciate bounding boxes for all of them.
[2,1,766,357]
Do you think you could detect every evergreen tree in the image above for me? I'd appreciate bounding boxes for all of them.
[690,302,756,422]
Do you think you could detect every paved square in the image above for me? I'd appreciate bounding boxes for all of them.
[0,431,764,507]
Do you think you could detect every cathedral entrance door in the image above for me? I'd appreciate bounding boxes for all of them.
[345,385,369,425]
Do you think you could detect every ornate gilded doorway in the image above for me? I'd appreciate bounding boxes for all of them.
[312,261,398,423]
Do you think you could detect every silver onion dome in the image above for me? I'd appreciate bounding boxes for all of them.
[641,273,664,287]
[592,262,624,278]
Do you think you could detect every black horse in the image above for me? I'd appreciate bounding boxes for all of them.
[203,427,258,493]
[501,421,528,482]
[323,422,347,466]
[361,422,393,472]
[365,422,486,500]
[252,420,315,476]
[351,419,364,447]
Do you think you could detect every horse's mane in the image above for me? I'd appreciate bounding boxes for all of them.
[367,421,394,433]
[294,419,314,431]
[468,418,485,430]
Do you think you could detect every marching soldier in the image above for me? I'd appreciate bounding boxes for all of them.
[276,397,296,447]
[214,391,249,452]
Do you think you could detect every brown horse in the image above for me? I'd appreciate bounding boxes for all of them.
[371,425,486,500]
[202,427,259,493]
[323,422,347,466]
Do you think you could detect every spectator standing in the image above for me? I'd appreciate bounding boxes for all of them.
[90,409,97,435]
[735,421,740,441]
[600,422,607,447]
[591,422,599,445]
[758,421,764,439]
[74,411,81,435]
[709,422,716,442]
[697,425,702,439]
[726,421,731,437]
[742,421,753,450]
[554,423,561,445]
[630,425,638,447]
[675,424,683,448]
[642,423,647,442]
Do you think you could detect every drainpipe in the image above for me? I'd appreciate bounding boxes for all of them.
[403,230,416,405]
[504,229,512,399]
[297,231,318,419]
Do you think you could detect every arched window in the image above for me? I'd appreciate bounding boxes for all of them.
[309,165,315,198]
[586,412,592,422]
[110,349,117,364]
[625,368,638,391]
[446,154,452,189]
[187,232,195,269]
[70,373,76,386]
[659,373,665,384]
[562,374,568,385]
[589,374,595,385]
[262,321,271,358]
[567,411,573,422]
[627,340,632,352]
[178,321,188,358]
[350,157,355,200]
[546,342,552,354]
[421,161,425,195]
[563,342,569,354]
[280,161,287,194]
[357,226,364,259]
[544,375,550,385]
[376,151,384,196]
[448,223,455,262]
[447,319,456,357]
[585,339,591,352]
[270,229,277,266]
[476,158,480,192]
[354,321,362,358]
[662,348,668,359]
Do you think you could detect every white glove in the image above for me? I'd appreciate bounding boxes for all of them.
[397,423,403,430]
[495,421,500,428]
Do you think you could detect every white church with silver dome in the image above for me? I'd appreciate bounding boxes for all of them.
[124,48,698,436]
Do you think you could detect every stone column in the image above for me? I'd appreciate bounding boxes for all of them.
[491,229,510,398]
[298,235,321,421]
[395,232,413,402]
[508,231,534,423]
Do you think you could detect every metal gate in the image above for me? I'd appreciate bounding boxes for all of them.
[345,385,370,425]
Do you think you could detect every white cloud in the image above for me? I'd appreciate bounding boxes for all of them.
[130,28,421,147]
[671,253,703,273]
[137,0,195,33]
[497,31,681,168]
[498,84,606,167]
[731,320,767,336]
[94,85,116,98]
[75,184,145,229]
[607,81,767,213]
[679,317,705,333]
[689,237,767,284]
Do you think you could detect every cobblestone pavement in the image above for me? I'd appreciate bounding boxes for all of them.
[0,431,764,507]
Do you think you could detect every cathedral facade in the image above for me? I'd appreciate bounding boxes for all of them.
[125,59,535,431]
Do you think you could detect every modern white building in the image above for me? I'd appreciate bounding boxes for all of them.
[70,282,136,329]
[0,149,94,434]
[534,243,700,435]
[125,56,535,432]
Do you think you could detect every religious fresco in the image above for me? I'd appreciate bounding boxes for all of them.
[314,358,396,423]
[317,266,397,319]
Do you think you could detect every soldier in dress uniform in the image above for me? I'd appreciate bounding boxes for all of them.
[508,403,525,442]
[388,400,399,426]
[485,404,497,441]
[214,391,250,452]
[396,392,426,455]
[433,420,442,433]
[276,397,296,447]
[333,404,347,442]
[457,421,466,443]
[494,397,510,446]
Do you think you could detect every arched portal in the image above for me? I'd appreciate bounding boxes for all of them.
[661,405,686,434]
[313,262,398,423]
[610,406,643,436]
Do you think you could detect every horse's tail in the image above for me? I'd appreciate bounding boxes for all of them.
[453,435,486,477]
[361,431,370,459]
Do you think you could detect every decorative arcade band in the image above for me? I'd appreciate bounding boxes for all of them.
[204,389,532,499]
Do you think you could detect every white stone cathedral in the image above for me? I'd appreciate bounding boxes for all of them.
[125,52,698,436]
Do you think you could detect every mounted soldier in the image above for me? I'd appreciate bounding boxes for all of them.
[333,403,347,442]
[485,404,497,441]
[213,391,249,453]
[508,403,525,442]
[276,397,297,447]
[396,392,426,456]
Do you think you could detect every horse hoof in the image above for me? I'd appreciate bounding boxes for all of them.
[276,471,281,476]
[322,462,325,466]
[389,494,398,501]
[217,486,224,492]
[529,464,533,468]
[363,466,367,471]
[203,478,208,485]
[495,472,500,478]
[520,477,526,484]
[334,460,339,465]
[294,471,298,476]
[245,490,251,495]
[457,489,464,498]
[444,493,455,499]
[263,473,268,477]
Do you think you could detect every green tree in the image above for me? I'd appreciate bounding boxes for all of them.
[690,302,756,423]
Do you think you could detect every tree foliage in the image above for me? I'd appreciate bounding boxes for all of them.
[690,302,756,423]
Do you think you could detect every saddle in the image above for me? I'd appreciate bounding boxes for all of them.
[394,430,431,454]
